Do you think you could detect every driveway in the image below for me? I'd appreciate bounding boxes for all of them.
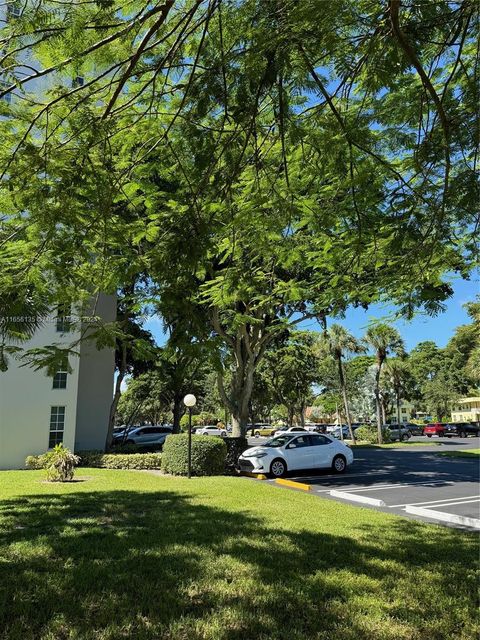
[262,437,480,530]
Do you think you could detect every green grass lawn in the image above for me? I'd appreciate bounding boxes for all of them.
[438,448,480,458]
[348,441,441,448]
[0,470,478,640]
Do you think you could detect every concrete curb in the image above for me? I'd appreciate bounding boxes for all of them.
[240,471,267,480]
[405,505,480,529]
[330,490,386,507]
[275,478,311,491]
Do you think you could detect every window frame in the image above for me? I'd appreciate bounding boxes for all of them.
[49,405,66,448]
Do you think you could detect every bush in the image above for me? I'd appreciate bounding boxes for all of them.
[224,437,249,472]
[25,445,80,481]
[77,450,162,469]
[161,434,226,476]
[109,442,163,453]
[355,424,391,444]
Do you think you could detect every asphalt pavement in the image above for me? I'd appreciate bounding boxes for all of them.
[249,435,480,530]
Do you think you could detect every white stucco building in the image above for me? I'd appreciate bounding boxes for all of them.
[0,296,116,469]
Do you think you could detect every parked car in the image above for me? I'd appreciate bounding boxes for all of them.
[404,423,425,436]
[238,432,354,477]
[112,425,173,447]
[195,425,227,437]
[443,422,480,438]
[385,424,412,442]
[253,425,277,437]
[274,426,308,436]
[423,423,446,438]
[305,424,327,434]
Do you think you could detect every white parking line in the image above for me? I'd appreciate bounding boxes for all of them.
[389,495,480,508]
[334,479,453,493]
[405,505,480,529]
[411,498,480,508]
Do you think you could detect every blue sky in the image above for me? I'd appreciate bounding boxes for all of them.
[144,274,478,352]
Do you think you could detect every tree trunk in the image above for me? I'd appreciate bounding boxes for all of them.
[337,355,356,443]
[287,406,295,427]
[374,362,383,444]
[396,391,401,424]
[172,394,184,433]
[105,341,127,451]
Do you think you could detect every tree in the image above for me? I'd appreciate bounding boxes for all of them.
[259,332,318,427]
[1,0,477,440]
[322,324,365,442]
[384,358,415,424]
[364,324,405,443]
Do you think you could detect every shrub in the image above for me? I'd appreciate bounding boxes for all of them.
[38,444,81,482]
[77,450,162,469]
[161,434,226,476]
[109,442,162,453]
[25,454,46,470]
[224,437,249,472]
[355,425,391,444]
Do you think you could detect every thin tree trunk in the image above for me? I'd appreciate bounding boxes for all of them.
[337,355,356,443]
[374,363,383,444]
[105,341,127,451]
[396,391,401,424]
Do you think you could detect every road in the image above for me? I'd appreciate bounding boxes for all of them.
[248,435,480,530]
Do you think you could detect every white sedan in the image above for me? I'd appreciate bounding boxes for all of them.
[195,425,227,437]
[274,426,308,436]
[238,433,354,477]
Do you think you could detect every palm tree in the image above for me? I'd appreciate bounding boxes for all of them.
[364,324,405,443]
[325,324,365,443]
[385,358,410,425]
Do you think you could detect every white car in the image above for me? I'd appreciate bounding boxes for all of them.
[238,433,354,477]
[195,425,227,437]
[274,426,308,436]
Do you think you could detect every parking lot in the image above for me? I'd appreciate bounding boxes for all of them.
[251,436,480,530]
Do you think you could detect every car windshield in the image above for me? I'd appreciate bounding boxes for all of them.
[264,435,295,447]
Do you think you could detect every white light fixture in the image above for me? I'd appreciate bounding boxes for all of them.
[183,394,197,408]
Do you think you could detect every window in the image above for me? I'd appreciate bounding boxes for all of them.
[56,303,71,333]
[49,406,65,447]
[311,435,332,446]
[52,356,68,389]
[7,3,21,19]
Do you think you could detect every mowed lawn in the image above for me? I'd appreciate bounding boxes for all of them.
[0,470,478,640]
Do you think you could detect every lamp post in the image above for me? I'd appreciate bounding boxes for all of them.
[183,394,197,478]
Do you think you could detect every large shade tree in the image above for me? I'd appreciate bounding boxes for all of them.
[0,1,478,438]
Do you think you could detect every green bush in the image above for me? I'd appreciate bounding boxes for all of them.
[161,434,226,476]
[77,450,162,470]
[224,437,249,472]
[25,445,80,481]
[355,424,391,444]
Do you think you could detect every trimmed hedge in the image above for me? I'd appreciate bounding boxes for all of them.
[77,450,162,469]
[224,437,249,472]
[161,434,226,476]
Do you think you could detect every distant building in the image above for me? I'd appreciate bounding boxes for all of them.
[386,400,417,424]
[451,397,480,423]
[0,296,115,469]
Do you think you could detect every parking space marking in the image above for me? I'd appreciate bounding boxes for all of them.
[416,498,480,508]
[389,495,480,508]
[405,506,480,529]
[332,479,453,493]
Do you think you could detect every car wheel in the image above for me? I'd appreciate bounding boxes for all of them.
[125,439,134,445]
[270,458,287,478]
[221,431,227,437]
[332,455,347,473]
[401,434,409,442]
[427,435,432,438]
[254,431,260,437]
[460,430,467,438]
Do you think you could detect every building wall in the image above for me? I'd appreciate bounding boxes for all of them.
[74,295,116,451]
[451,397,480,422]
[0,317,80,469]
[0,297,115,469]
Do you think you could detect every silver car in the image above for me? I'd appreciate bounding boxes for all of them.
[113,425,173,447]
